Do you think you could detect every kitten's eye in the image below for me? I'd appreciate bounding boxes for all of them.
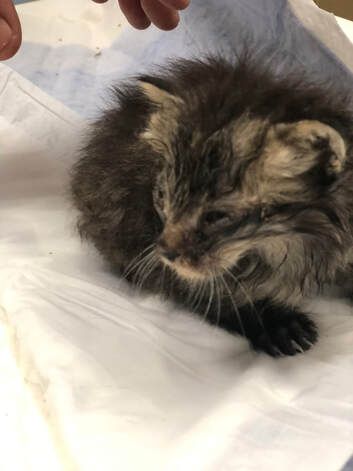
[154,187,164,203]
[154,187,165,218]
[260,206,274,221]
[261,207,268,220]
[203,210,230,226]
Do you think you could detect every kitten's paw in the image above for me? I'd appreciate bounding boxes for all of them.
[250,311,318,357]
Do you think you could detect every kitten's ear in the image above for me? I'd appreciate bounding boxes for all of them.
[263,120,347,180]
[138,80,182,159]
[138,80,182,107]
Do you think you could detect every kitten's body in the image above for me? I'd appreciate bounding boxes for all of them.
[71,57,353,356]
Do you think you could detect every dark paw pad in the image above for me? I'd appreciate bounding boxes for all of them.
[251,313,318,357]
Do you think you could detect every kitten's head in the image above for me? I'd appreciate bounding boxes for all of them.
[137,59,350,282]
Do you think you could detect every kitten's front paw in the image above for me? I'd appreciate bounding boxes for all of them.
[250,310,318,357]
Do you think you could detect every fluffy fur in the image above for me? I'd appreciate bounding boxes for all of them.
[71,56,353,356]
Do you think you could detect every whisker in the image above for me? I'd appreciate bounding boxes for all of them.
[131,251,155,286]
[224,268,254,309]
[214,275,222,327]
[136,253,159,290]
[123,243,155,278]
[186,281,197,305]
[203,277,214,323]
[220,274,246,338]
[224,268,265,330]
[189,280,205,311]
[193,281,207,312]
[159,263,167,291]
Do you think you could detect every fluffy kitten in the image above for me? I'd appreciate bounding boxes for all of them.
[71,56,353,356]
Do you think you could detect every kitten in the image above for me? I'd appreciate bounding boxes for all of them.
[71,56,353,357]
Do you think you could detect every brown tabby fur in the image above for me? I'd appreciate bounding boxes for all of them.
[71,56,353,356]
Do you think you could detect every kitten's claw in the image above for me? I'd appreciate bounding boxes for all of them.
[250,312,318,357]
[288,319,316,351]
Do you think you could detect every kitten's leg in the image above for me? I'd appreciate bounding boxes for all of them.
[204,300,318,357]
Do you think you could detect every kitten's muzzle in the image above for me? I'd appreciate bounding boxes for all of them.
[157,236,180,262]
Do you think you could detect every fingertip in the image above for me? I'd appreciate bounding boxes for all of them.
[0,20,21,61]
[141,0,180,31]
[177,0,189,11]
[0,0,22,60]
[0,35,22,60]
[132,18,152,30]
[0,18,12,51]
[161,0,189,11]
[118,0,152,30]
[156,12,180,31]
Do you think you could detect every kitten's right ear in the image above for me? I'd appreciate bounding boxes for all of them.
[263,120,347,180]
[138,80,182,107]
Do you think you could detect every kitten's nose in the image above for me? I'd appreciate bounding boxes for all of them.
[160,248,179,262]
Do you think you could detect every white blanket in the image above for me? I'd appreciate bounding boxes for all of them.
[1,1,353,470]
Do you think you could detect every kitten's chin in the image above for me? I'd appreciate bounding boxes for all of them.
[161,257,213,282]
[160,247,248,283]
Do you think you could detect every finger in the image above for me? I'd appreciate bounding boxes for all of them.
[0,0,22,60]
[118,0,151,29]
[141,0,179,30]
[0,18,12,51]
[158,0,189,10]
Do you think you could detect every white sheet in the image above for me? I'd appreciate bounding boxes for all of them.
[1,1,353,470]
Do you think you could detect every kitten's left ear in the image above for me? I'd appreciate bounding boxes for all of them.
[263,120,347,180]
[138,80,182,107]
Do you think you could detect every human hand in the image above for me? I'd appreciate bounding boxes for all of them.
[93,0,189,31]
[0,0,187,61]
[0,0,21,60]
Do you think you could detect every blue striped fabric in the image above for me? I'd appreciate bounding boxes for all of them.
[7,0,353,118]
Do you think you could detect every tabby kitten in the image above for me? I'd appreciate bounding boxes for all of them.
[71,56,353,356]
